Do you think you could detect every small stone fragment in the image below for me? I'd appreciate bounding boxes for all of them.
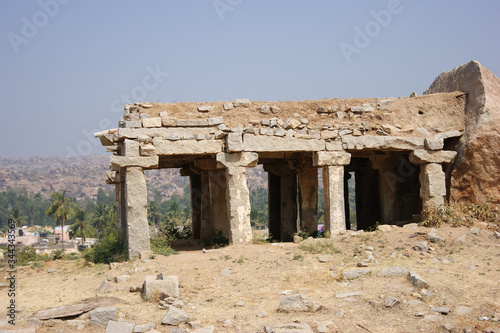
[407,271,429,289]
[197,106,214,112]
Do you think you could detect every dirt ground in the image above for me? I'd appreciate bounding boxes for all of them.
[1,223,499,333]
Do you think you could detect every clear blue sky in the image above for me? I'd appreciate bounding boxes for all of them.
[0,0,499,158]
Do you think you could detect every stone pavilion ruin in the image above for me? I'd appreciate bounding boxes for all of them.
[95,61,500,259]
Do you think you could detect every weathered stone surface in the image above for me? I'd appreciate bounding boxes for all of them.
[133,323,156,332]
[243,134,325,152]
[223,103,233,110]
[142,117,162,128]
[409,150,457,164]
[197,106,214,112]
[285,118,301,129]
[424,61,500,203]
[384,296,400,308]
[407,271,429,289]
[140,144,156,156]
[413,241,428,252]
[427,228,445,244]
[31,303,95,320]
[207,116,223,126]
[110,156,159,168]
[342,268,371,279]
[323,165,346,234]
[425,137,444,151]
[226,133,243,152]
[114,275,130,283]
[90,307,117,326]
[318,254,334,263]
[177,119,209,127]
[161,306,190,325]
[270,323,313,333]
[124,139,139,157]
[455,306,473,316]
[142,275,179,299]
[420,163,446,208]
[326,141,343,151]
[97,281,114,293]
[320,130,338,140]
[120,120,142,128]
[378,99,393,109]
[278,295,323,312]
[431,307,450,315]
[342,135,424,151]
[313,151,351,166]
[232,99,250,107]
[125,167,151,259]
[351,106,364,113]
[105,320,134,333]
[154,140,223,155]
[378,266,409,277]
[161,117,177,127]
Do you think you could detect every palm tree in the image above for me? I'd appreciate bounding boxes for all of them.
[69,209,95,244]
[90,202,108,237]
[10,207,27,226]
[45,190,76,250]
[148,201,163,226]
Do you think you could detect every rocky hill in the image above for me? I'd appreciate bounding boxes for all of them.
[0,155,268,201]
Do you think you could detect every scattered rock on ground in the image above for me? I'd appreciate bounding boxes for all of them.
[378,266,409,277]
[105,320,134,333]
[269,323,313,333]
[335,291,363,298]
[318,254,334,263]
[384,296,400,308]
[90,307,118,326]
[407,271,429,289]
[277,294,324,312]
[219,268,232,275]
[161,306,190,325]
[342,268,371,279]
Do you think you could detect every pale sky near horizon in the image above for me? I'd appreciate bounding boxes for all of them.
[0,0,499,158]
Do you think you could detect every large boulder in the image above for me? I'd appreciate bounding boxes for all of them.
[424,61,500,203]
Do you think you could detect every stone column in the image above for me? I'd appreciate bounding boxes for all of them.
[200,171,214,240]
[268,173,281,240]
[409,150,457,210]
[124,167,150,259]
[298,167,318,235]
[216,152,258,244]
[313,151,351,236]
[209,169,229,236]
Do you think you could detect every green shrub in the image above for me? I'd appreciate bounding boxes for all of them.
[203,229,229,248]
[16,246,39,266]
[421,199,498,228]
[150,236,177,257]
[83,232,126,264]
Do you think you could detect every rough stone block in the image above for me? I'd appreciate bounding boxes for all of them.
[409,150,457,164]
[161,117,177,127]
[142,275,179,300]
[227,133,243,152]
[161,306,190,325]
[159,111,168,117]
[216,152,259,168]
[110,156,159,168]
[378,99,393,109]
[140,144,156,156]
[105,320,134,333]
[90,307,118,326]
[320,130,338,140]
[342,136,424,151]
[285,118,301,129]
[207,116,224,126]
[424,137,444,150]
[407,271,429,289]
[232,99,250,107]
[124,139,139,157]
[313,151,351,166]
[120,120,142,128]
[223,103,233,110]
[243,134,325,152]
[326,141,343,151]
[351,106,364,113]
[362,103,376,111]
[142,117,162,128]
[277,295,323,313]
[420,163,446,198]
[154,140,223,155]
[197,106,214,112]
[177,119,209,127]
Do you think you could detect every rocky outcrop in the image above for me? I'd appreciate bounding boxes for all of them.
[424,61,500,203]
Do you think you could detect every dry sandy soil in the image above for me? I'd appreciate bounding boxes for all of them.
[134,92,466,136]
[1,223,499,333]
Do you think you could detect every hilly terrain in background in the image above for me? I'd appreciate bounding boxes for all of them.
[0,155,268,202]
